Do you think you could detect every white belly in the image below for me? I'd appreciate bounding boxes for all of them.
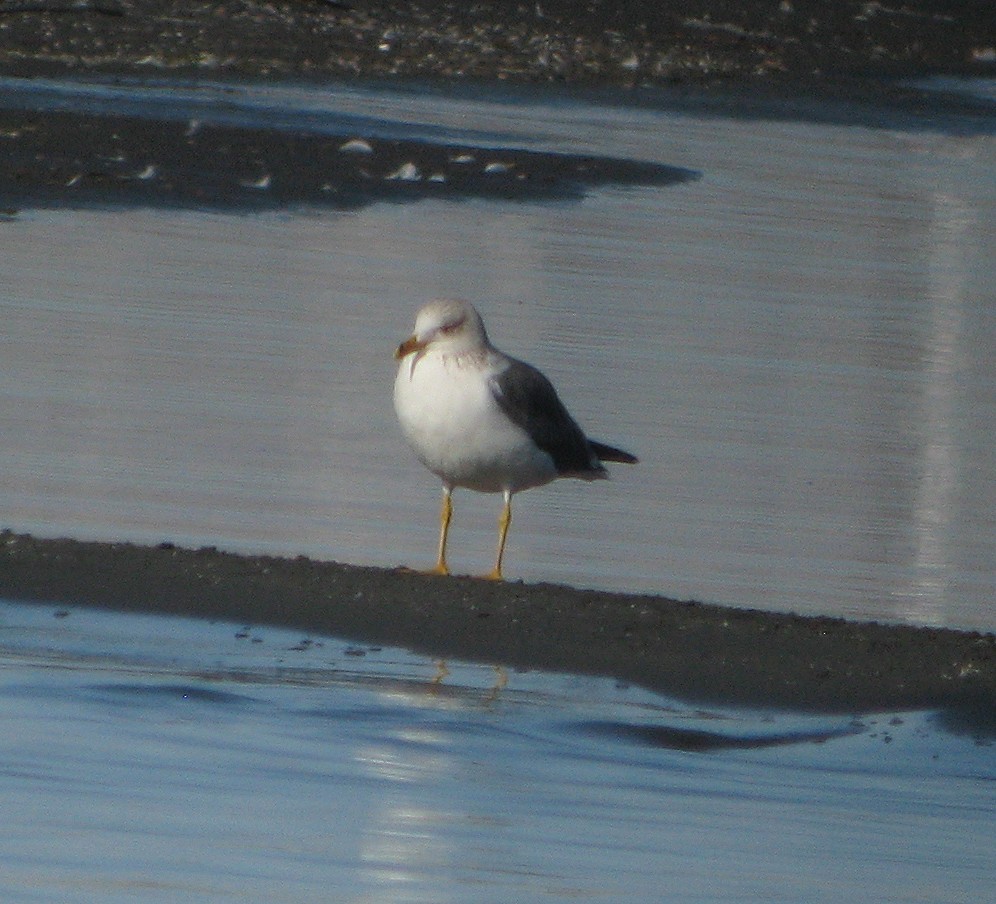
[394,351,558,494]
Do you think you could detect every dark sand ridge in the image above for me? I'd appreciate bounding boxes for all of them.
[0,0,993,86]
[2,531,994,725]
[0,102,700,211]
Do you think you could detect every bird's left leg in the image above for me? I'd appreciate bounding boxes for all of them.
[484,490,512,581]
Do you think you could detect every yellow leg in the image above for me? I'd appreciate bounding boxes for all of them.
[428,487,453,576]
[484,492,512,581]
[483,665,509,704]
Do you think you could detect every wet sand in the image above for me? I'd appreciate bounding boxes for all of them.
[0,0,992,86]
[0,101,698,211]
[2,530,994,722]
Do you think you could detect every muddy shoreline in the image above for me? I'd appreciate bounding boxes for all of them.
[0,68,991,215]
[1,0,993,87]
[1,1,994,212]
[2,530,994,723]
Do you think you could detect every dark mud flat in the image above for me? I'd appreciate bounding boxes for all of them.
[0,104,697,211]
[0,0,993,86]
[2,530,994,726]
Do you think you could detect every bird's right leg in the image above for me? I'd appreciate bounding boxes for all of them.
[429,486,453,575]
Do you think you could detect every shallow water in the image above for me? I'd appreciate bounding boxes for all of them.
[2,78,995,632]
[2,599,993,904]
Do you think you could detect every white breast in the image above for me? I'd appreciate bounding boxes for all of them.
[394,350,558,494]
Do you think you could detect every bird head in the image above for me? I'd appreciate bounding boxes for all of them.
[395,298,490,360]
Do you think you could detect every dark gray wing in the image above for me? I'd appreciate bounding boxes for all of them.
[489,358,605,476]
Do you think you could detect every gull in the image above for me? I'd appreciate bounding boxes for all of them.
[393,298,637,580]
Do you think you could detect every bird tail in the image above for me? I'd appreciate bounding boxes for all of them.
[589,440,638,465]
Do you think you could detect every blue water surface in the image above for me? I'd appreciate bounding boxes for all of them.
[1,600,992,903]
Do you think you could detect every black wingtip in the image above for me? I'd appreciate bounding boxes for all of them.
[589,441,638,465]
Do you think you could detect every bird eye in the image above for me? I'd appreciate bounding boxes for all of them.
[440,317,465,334]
